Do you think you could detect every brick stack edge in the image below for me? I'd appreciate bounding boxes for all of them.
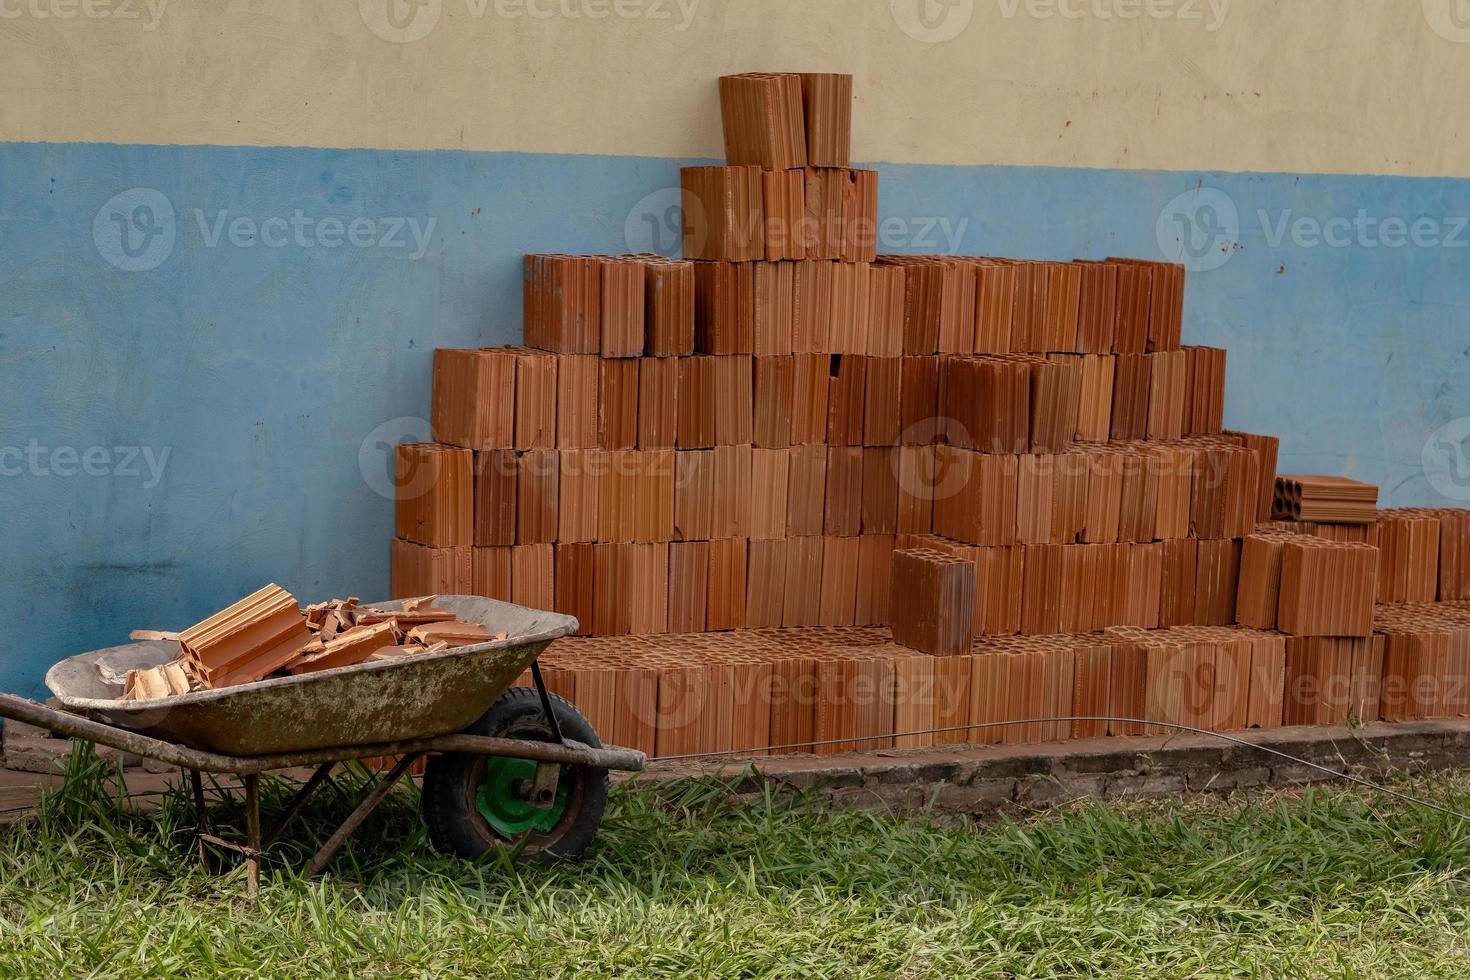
[389,72,1470,760]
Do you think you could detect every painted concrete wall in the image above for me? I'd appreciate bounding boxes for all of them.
[2,1,1470,695]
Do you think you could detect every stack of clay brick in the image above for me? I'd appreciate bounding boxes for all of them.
[518,623,1290,758]
[387,70,1470,758]
[1233,500,1470,728]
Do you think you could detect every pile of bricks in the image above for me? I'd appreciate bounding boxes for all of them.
[384,71,1470,759]
[121,591,498,699]
[517,623,1288,758]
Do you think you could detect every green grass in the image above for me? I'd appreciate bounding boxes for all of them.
[2,748,1470,977]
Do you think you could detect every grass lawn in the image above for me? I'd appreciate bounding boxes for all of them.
[2,752,1470,977]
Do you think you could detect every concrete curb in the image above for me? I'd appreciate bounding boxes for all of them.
[628,720,1470,817]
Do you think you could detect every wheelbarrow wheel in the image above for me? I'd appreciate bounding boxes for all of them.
[422,687,609,862]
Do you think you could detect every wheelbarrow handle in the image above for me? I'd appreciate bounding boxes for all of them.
[0,692,646,775]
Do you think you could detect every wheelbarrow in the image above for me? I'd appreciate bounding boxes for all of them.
[0,596,644,890]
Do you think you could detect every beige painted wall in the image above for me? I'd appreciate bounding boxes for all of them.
[0,0,1465,176]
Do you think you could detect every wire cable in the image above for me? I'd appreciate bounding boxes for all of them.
[651,715,1470,821]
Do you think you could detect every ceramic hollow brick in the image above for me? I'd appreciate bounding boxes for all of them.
[597,357,640,450]
[867,265,906,358]
[1225,430,1280,524]
[514,449,560,545]
[694,261,755,355]
[523,254,601,354]
[791,352,831,445]
[1073,261,1118,354]
[782,536,825,629]
[510,544,554,612]
[395,443,473,548]
[471,545,513,603]
[896,445,937,536]
[706,537,748,632]
[1440,509,1470,600]
[553,542,596,634]
[718,73,807,171]
[1145,350,1188,440]
[827,262,872,355]
[890,548,976,657]
[594,257,647,359]
[786,444,829,537]
[711,445,753,540]
[471,449,517,548]
[1108,353,1151,442]
[898,355,941,445]
[818,536,861,627]
[675,357,717,450]
[1108,260,1151,355]
[1182,346,1227,435]
[645,259,695,357]
[555,354,601,450]
[746,538,789,629]
[750,448,791,540]
[826,354,867,446]
[680,165,765,263]
[761,172,807,263]
[860,447,900,535]
[798,72,853,167]
[1027,357,1082,454]
[1071,353,1116,442]
[431,348,513,449]
[667,541,710,634]
[753,355,795,449]
[752,262,796,355]
[712,355,754,447]
[557,449,602,544]
[792,261,834,353]
[823,446,864,538]
[637,356,678,450]
[971,261,1015,355]
[854,534,897,626]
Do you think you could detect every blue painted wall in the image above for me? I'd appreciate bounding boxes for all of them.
[2,142,1467,696]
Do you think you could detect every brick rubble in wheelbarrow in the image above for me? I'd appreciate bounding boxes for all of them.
[121,589,507,699]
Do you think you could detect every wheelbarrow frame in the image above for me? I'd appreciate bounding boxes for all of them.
[2,598,647,890]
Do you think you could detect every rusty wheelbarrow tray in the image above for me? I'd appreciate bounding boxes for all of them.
[0,597,645,889]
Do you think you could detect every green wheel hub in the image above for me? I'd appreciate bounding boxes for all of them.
[475,756,570,837]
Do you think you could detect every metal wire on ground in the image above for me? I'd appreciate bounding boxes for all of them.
[652,715,1470,822]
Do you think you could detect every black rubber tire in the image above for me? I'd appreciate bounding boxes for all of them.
[422,687,609,862]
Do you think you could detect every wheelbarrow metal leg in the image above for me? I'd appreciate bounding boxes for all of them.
[265,763,335,847]
[245,774,261,895]
[529,661,565,744]
[190,769,209,867]
[306,753,422,877]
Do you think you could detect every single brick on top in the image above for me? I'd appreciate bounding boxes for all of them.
[889,548,977,657]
